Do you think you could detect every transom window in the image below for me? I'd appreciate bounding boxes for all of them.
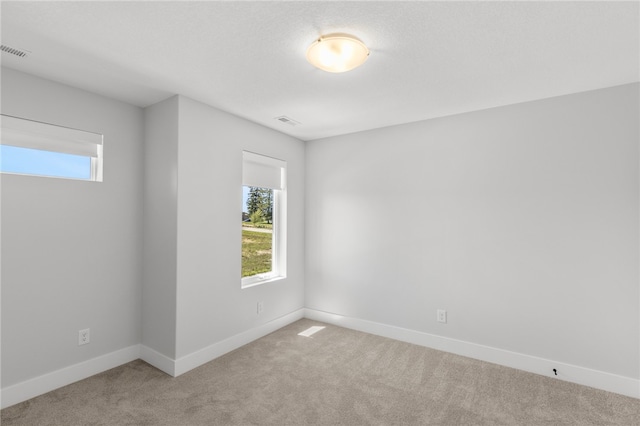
[0,114,103,181]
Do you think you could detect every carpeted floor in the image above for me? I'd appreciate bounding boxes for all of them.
[2,319,639,425]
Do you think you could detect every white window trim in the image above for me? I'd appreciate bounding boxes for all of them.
[0,114,103,182]
[241,152,287,288]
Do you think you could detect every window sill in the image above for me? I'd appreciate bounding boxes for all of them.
[241,274,286,289]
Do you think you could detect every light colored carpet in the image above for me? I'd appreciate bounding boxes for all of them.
[2,319,639,425]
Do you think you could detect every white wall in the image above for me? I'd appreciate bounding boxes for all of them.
[175,96,305,359]
[141,95,305,368]
[305,84,639,380]
[2,65,635,402]
[142,96,179,359]
[1,68,144,387]
[1,73,305,404]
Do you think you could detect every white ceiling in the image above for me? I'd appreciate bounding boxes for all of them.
[1,1,638,141]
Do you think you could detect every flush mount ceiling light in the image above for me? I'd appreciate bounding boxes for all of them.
[306,33,369,73]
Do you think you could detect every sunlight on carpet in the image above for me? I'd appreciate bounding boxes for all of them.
[297,325,325,337]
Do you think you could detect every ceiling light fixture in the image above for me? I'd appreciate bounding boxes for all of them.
[306,33,369,73]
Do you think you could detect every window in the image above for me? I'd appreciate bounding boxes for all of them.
[0,114,103,181]
[241,151,286,287]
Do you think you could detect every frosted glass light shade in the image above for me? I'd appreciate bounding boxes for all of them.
[306,33,369,73]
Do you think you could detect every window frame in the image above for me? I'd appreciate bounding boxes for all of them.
[241,151,287,288]
[0,114,103,182]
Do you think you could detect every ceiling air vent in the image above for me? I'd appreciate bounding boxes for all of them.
[275,116,300,127]
[1,45,29,58]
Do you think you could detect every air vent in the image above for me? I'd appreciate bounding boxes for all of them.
[274,116,300,127]
[1,45,29,58]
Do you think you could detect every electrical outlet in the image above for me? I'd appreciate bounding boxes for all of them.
[437,309,447,324]
[78,328,90,345]
[257,301,264,315]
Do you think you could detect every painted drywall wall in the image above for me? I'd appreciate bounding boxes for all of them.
[305,83,639,379]
[175,96,305,359]
[1,68,144,387]
[142,96,179,359]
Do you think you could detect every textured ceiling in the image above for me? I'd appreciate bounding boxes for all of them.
[1,1,638,141]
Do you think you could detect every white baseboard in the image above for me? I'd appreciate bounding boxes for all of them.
[139,344,176,377]
[1,344,140,409]
[9,308,630,410]
[1,309,306,410]
[174,308,305,376]
[304,308,640,399]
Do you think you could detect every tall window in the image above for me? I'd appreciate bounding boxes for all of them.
[241,151,286,287]
[0,114,103,181]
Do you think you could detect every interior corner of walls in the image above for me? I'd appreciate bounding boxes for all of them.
[173,308,305,377]
[303,309,639,399]
[0,345,141,410]
[139,345,177,377]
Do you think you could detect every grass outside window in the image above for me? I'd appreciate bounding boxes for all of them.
[241,229,273,278]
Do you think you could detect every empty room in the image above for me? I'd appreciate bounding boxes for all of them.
[1,1,638,425]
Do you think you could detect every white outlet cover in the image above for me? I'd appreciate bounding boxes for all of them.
[78,328,90,345]
[437,310,447,323]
